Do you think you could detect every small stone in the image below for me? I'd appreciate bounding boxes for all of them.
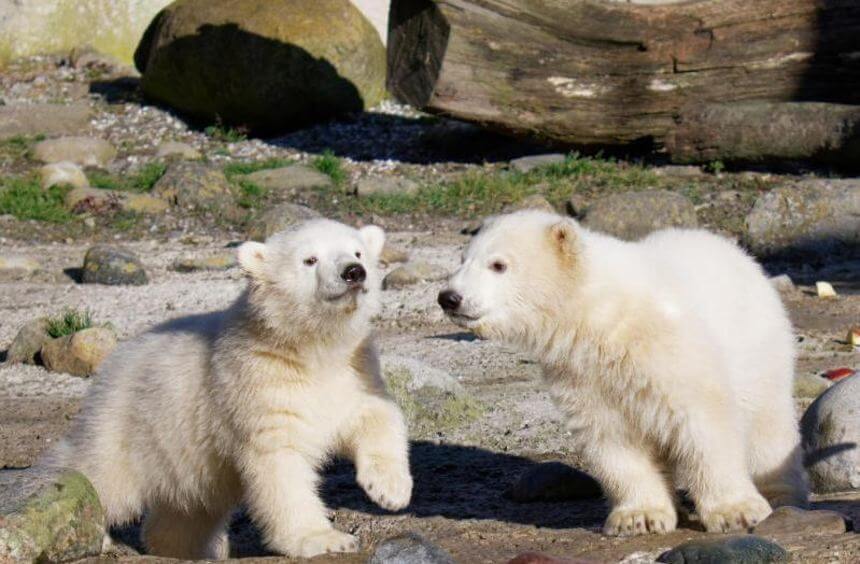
[33,136,117,167]
[243,165,333,193]
[793,373,832,399]
[81,245,148,286]
[40,327,117,377]
[823,367,855,383]
[754,506,850,536]
[816,281,838,299]
[510,153,566,173]
[582,190,698,241]
[356,175,419,196]
[0,103,91,138]
[84,217,96,229]
[39,161,89,190]
[6,318,50,364]
[64,186,121,213]
[0,255,40,281]
[769,274,795,293]
[848,326,860,349]
[380,244,410,265]
[152,161,233,211]
[0,466,105,562]
[173,253,237,273]
[657,536,789,564]
[801,375,860,492]
[506,462,603,503]
[383,261,447,290]
[247,203,321,241]
[508,553,598,564]
[155,141,201,160]
[506,194,555,213]
[368,532,454,564]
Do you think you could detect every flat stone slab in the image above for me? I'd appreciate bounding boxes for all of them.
[0,104,91,139]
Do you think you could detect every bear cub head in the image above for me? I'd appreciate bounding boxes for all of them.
[439,210,581,341]
[237,219,385,339]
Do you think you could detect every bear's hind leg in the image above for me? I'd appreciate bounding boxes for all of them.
[143,503,232,559]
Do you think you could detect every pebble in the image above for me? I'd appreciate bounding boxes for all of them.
[40,327,117,377]
[793,373,832,399]
[0,254,41,280]
[173,253,237,272]
[801,375,860,492]
[368,532,455,564]
[846,326,859,349]
[380,244,410,265]
[383,261,447,289]
[81,245,148,286]
[509,153,566,173]
[155,141,201,160]
[32,136,117,167]
[815,281,838,299]
[769,274,795,293]
[657,535,788,563]
[356,175,419,196]
[754,506,850,536]
[6,318,50,364]
[39,161,89,190]
[506,461,602,502]
[244,164,332,193]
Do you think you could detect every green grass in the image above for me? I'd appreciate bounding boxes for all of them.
[88,162,167,193]
[236,179,268,209]
[46,309,93,338]
[204,124,248,143]
[223,158,294,180]
[0,176,72,222]
[0,134,44,160]
[110,210,142,231]
[311,150,347,186]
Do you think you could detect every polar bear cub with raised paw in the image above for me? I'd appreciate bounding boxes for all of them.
[48,219,412,559]
[439,210,807,536]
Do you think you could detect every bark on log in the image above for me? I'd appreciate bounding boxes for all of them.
[387,0,860,161]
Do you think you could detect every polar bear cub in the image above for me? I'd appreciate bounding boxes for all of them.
[439,210,806,536]
[48,219,412,559]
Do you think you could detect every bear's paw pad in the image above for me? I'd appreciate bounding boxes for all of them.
[297,529,359,557]
[604,506,678,536]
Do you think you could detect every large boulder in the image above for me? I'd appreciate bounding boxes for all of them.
[581,190,698,241]
[134,0,386,133]
[745,179,860,258]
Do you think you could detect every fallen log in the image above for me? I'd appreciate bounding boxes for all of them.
[387,0,860,162]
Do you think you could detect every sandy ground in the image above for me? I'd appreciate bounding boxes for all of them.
[1,228,859,563]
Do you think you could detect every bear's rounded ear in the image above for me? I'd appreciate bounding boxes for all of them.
[359,225,385,258]
[237,241,268,279]
[549,219,578,260]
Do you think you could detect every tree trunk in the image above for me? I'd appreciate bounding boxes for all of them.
[387,0,860,162]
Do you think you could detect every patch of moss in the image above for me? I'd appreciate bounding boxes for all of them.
[0,176,72,223]
[384,368,485,435]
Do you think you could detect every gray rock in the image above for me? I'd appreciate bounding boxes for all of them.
[505,193,555,214]
[39,161,89,189]
[506,462,602,503]
[0,103,90,139]
[246,203,321,242]
[0,255,41,281]
[801,374,860,492]
[64,187,168,215]
[754,506,850,536]
[6,318,50,364]
[383,261,448,290]
[793,373,832,399]
[510,153,566,173]
[368,532,455,564]
[41,327,117,377]
[582,190,698,241]
[356,175,419,197]
[32,136,116,167]
[244,165,332,193]
[745,179,860,257]
[382,355,463,395]
[0,466,105,562]
[82,245,148,285]
[380,244,410,265]
[152,161,233,211]
[173,253,237,273]
[657,536,789,564]
[769,274,795,293]
[155,141,201,160]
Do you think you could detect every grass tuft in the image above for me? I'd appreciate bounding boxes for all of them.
[89,162,167,193]
[204,124,248,143]
[223,158,294,180]
[46,309,93,338]
[311,150,347,186]
[0,176,72,222]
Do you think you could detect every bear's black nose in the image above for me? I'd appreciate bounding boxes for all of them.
[438,289,462,312]
[342,263,366,284]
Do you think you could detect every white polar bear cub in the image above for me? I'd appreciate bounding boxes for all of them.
[439,210,806,536]
[48,219,412,559]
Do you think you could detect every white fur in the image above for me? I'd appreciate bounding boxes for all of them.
[443,211,807,536]
[46,219,411,559]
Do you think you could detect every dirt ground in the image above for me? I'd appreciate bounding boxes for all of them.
[1,228,859,563]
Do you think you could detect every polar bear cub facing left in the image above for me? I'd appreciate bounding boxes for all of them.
[47,219,412,559]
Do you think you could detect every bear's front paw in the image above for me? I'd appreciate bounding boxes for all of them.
[603,506,677,536]
[700,495,772,533]
[296,529,359,557]
[357,459,413,511]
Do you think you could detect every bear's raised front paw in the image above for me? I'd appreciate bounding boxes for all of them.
[296,529,359,557]
[700,495,772,532]
[603,506,678,536]
[357,460,413,511]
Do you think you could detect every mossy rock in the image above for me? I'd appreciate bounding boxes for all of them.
[135,0,386,133]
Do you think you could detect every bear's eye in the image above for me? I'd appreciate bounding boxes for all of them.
[303,257,318,266]
[355,251,362,259]
[490,260,507,273]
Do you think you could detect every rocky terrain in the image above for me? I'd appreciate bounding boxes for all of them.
[1,55,859,563]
